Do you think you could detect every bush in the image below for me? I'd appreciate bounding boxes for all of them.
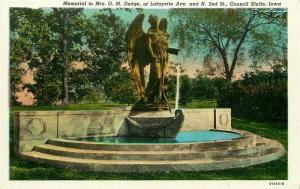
[81,90,107,104]
[218,71,287,123]
[179,75,193,105]
[105,69,138,105]
[192,75,229,100]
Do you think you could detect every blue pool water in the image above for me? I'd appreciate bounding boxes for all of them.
[77,130,242,144]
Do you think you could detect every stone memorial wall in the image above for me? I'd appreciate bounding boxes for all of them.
[14,108,231,152]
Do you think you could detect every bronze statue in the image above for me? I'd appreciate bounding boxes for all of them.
[126,14,177,111]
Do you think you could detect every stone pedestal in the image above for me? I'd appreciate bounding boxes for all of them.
[14,108,231,153]
[125,109,184,138]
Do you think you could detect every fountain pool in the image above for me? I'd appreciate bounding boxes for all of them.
[76,130,242,144]
[15,109,284,173]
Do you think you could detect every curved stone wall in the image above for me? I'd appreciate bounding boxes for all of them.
[14,108,231,152]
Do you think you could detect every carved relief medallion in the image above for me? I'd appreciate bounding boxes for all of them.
[219,113,229,127]
[24,118,47,136]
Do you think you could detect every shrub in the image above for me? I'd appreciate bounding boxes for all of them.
[218,71,287,123]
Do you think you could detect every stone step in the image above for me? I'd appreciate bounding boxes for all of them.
[20,144,284,172]
[33,142,271,161]
[46,136,256,151]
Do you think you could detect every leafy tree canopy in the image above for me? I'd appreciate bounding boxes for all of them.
[10,8,128,105]
[169,9,287,80]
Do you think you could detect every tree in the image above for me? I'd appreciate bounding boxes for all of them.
[211,77,230,99]
[218,69,287,122]
[202,54,216,77]
[10,31,31,105]
[10,8,56,105]
[83,10,127,98]
[165,75,176,100]
[179,75,192,105]
[109,68,138,104]
[249,20,287,72]
[10,8,86,105]
[192,74,215,99]
[169,9,287,81]
[10,9,127,105]
[48,8,86,104]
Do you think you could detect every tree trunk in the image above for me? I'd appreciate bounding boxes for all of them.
[220,51,232,81]
[225,72,232,81]
[61,11,69,104]
[227,16,253,81]
[62,55,69,104]
[206,15,254,82]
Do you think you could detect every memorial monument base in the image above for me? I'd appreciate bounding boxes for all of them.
[125,109,184,138]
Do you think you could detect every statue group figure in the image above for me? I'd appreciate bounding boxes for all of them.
[126,14,177,111]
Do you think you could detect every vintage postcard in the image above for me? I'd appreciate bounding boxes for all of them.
[0,0,299,188]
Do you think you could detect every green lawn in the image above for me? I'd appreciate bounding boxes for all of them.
[9,102,287,180]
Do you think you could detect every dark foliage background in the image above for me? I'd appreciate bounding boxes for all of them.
[218,70,287,123]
